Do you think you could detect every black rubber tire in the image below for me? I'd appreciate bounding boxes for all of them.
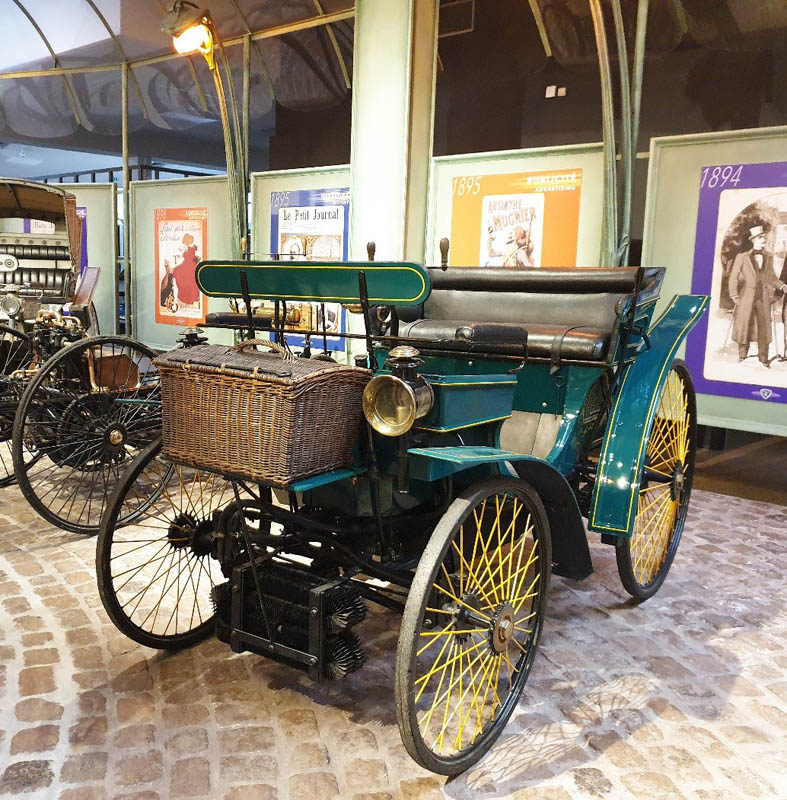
[12,335,160,534]
[0,324,33,487]
[616,360,697,600]
[96,439,226,650]
[395,476,552,775]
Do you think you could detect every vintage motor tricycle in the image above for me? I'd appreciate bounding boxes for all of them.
[95,253,707,774]
[0,178,160,533]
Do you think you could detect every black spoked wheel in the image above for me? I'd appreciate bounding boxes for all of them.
[96,439,240,650]
[395,477,551,775]
[616,360,697,600]
[12,335,161,534]
[0,324,33,487]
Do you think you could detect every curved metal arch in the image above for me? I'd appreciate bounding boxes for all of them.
[313,0,351,90]
[226,0,276,100]
[79,0,154,123]
[9,0,94,130]
[154,0,209,113]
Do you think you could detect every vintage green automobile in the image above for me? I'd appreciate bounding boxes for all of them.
[95,257,707,774]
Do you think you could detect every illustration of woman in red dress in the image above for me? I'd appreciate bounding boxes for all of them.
[172,232,201,306]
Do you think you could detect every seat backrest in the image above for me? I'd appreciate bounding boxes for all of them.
[400,267,664,332]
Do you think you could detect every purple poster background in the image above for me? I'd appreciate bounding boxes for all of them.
[686,160,787,404]
[76,206,88,273]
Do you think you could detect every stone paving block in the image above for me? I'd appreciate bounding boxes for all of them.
[162,703,210,727]
[217,725,275,753]
[18,665,56,695]
[114,724,157,749]
[10,724,60,754]
[0,759,55,793]
[289,772,339,800]
[15,697,64,721]
[219,755,277,783]
[60,752,109,783]
[69,716,109,746]
[288,742,330,770]
[59,788,109,800]
[170,757,211,797]
[166,728,209,755]
[344,758,388,791]
[115,751,165,786]
[23,646,60,666]
[223,786,277,800]
[117,693,156,723]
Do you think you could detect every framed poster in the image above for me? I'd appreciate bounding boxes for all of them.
[448,169,582,267]
[61,183,118,334]
[269,186,350,352]
[427,144,603,270]
[686,160,787,404]
[154,207,208,326]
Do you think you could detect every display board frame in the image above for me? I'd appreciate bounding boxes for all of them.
[642,125,787,437]
[59,182,118,335]
[129,176,235,351]
[426,143,605,269]
[250,165,352,354]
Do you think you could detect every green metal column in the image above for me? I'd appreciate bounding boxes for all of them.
[349,0,439,264]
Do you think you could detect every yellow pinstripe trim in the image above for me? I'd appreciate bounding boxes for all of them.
[416,414,512,433]
[430,380,518,387]
[591,296,707,533]
[195,262,428,304]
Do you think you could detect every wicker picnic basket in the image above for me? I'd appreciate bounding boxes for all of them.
[153,340,371,485]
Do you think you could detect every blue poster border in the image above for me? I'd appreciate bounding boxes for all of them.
[686,160,787,404]
[270,187,350,353]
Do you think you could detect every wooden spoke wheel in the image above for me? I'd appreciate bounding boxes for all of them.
[96,439,237,650]
[0,324,33,487]
[12,336,161,534]
[616,360,697,600]
[395,477,551,774]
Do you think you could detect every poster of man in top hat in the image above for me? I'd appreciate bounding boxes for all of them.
[729,224,787,368]
[686,161,787,403]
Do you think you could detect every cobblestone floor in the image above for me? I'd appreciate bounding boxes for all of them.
[0,485,785,800]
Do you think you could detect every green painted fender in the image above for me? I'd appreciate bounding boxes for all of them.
[588,294,709,537]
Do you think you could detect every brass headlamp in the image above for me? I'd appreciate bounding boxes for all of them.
[363,346,433,437]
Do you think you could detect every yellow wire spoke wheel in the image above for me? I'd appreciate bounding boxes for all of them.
[616,360,697,600]
[96,438,239,649]
[395,477,551,774]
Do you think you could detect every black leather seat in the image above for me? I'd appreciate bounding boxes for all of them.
[398,266,664,364]
[400,318,608,360]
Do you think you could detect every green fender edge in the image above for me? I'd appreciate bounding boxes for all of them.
[588,294,709,538]
[408,446,593,580]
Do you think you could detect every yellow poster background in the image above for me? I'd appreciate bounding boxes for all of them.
[448,169,583,267]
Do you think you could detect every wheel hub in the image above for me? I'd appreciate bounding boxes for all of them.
[107,427,125,446]
[489,603,516,653]
[670,462,685,502]
[167,513,215,557]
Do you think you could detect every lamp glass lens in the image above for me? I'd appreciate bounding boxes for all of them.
[376,381,413,432]
[173,23,212,55]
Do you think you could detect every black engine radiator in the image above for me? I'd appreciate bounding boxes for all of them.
[212,561,368,681]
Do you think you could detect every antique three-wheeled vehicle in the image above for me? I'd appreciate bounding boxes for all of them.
[95,253,707,774]
[0,178,160,533]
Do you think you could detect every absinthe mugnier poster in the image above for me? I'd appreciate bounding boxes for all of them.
[687,161,787,403]
[269,187,350,352]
